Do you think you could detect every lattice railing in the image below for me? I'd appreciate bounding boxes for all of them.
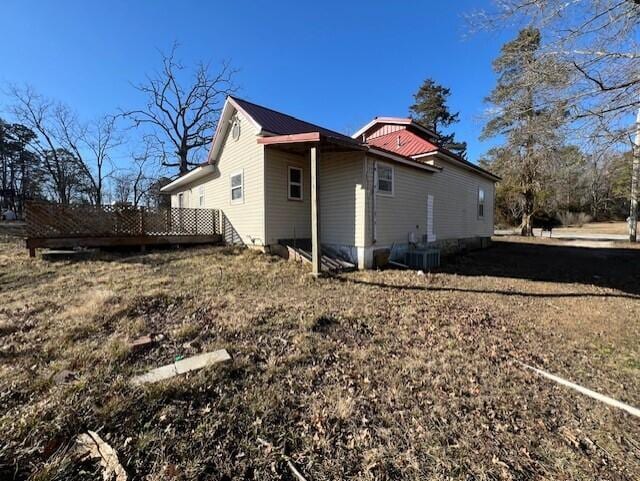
[26,202,221,239]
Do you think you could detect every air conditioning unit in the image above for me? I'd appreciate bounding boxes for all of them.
[405,248,440,270]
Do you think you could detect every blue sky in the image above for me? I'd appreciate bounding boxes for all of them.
[0,0,515,165]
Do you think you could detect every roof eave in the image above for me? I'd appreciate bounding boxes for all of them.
[160,165,216,192]
[367,147,441,173]
[413,151,501,182]
[207,96,265,164]
[352,117,437,140]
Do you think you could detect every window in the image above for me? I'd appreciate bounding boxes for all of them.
[198,185,205,207]
[178,193,184,208]
[376,163,394,196]
[231,117,241,140]
[230,171,243,204]
[478,188,485,218]
[288,166,303,200]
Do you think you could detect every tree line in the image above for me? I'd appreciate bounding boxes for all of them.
[0,45,236,217]
[409,1,639,240]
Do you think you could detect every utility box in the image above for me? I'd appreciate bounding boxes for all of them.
[405,248,440,270]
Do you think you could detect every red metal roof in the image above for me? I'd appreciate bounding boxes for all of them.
[231,96,356,144]
[366,129,439,157]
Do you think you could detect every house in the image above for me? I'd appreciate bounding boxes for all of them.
[160,96,499,272]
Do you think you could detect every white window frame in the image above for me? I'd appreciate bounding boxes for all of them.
[288,166,303,201]
[478,187,485,219]
[198,185,205,207]
[230,170,244,204]
[177,192,184,208]
[375,162,394,197]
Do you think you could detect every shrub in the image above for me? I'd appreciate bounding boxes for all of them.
[556,210,592,227]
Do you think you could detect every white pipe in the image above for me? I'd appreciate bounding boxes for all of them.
[518,361,640,418]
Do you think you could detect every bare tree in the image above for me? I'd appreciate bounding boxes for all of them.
[111,173,133,205]
[473,0,640,239]
[8,86,87,204]
[123,44,236,175]
[129,137,158,206]
[55,107,122,205]
[8,85,122,205]
[107,136,162,207]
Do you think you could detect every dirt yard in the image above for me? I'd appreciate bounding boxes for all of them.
[556,221,628,235]
[1,235,639,480]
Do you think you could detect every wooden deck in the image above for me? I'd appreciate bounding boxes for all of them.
[25,202,224,257]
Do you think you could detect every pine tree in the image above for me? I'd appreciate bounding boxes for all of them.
[410,79,467,157]
[481,27,569,236]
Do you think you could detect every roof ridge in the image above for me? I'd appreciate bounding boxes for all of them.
[229,95,349,138]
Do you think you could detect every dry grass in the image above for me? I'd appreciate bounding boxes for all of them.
[0,238,639,480]
[558,221,629,235]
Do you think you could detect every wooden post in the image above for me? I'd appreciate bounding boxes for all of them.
[629,106,640,242]
[310,144,321,276]
[139,208,145,235]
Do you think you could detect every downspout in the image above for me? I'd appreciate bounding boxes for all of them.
[372,157,377,244]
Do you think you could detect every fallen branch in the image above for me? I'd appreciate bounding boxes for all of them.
[287,460,309,481]
[256,437,311,481]
[76,431,127,481]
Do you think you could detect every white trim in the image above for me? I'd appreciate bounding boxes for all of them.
[287,165,303,201]
[367,147,439,173]
[230,169,244,204]
[412,151,500,182]
[375,161,394,197]
[477,187,485,219]
[352,117,437,140]
[208,97,264,164]
[160,165,215,193]
[198,185,205,208]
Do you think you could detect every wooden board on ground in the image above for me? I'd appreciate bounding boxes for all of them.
[130,349,231,386]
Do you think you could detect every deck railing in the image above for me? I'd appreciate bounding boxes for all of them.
[25,202,221,239]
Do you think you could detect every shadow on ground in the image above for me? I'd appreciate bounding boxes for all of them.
[338,239,640,299]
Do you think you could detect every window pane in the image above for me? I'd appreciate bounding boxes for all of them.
[378,166,392,181]
[479,189,485,202]
[378,179,392,193]
[289,168,301,184]
[231,174,242,188]
[231,186,242,200]
[289,184,301,199]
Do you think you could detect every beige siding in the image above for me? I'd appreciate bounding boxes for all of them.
[365,124,406,140]
[370,156,494,246]
[264,149,366,247]
[264,149,311,244]
[169,111,265,246]
[319,152,366,247]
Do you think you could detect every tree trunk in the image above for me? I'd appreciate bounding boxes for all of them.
[520,191,534,236]
[630,106,640,242]
[178,144,189,175]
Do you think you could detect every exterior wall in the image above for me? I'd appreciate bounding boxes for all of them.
[264,149,311,245]
[427,158,494,241]
[263,149,367,262]
[364,124,406,140]
[319,151,366,248]
[365,155,495,263]
[169,111,265,246]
